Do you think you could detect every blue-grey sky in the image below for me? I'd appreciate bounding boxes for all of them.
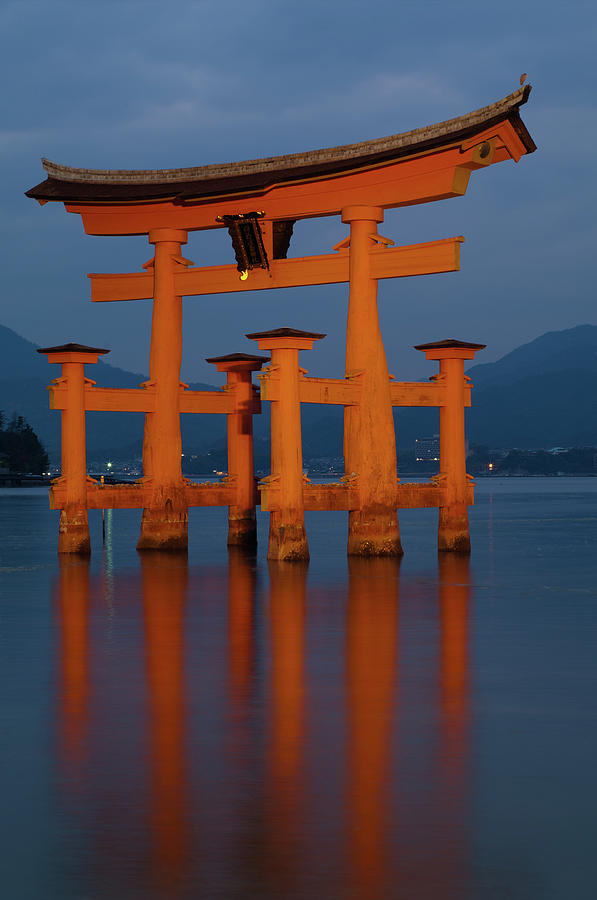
[2,0,596,383]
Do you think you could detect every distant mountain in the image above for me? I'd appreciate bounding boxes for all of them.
[466,325,597,448]
[466,325,597,389]
[0,324,224,461]
[305,324,597,453]
[0,322,595,461]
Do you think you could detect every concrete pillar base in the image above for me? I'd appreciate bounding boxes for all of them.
[137,490,188,552]
[347,509,403,557]
[438,507,471,554]
[58,507,91,555]
[267,515,310,561]
[227,512,258,549]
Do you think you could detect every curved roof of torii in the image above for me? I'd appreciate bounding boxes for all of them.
[26,86,535,205]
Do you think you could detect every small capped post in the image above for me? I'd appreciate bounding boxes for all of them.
[206,352,269,548]
[414,339,485,553]
[38,342,109,554]
[246,328,326,561]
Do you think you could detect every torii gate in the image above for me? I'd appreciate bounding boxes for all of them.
[27,86,535,557]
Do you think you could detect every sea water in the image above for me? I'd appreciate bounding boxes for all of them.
[0,478,596,899]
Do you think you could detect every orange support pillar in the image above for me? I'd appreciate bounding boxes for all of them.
[38,342,109,554]
[415,339,485,552]
[342,206,402,557]
[138,228,188,552]
[206,353,268,548]
[248,328,324,561]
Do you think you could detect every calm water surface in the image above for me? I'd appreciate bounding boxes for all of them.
[1,478,596,899]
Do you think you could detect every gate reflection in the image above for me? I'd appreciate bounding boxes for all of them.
[54,549,472,898]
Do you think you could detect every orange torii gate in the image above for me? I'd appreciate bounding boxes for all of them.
[27,86,535,556]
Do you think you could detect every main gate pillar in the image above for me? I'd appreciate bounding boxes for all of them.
[138,228,188,552]
[341,206,402,557]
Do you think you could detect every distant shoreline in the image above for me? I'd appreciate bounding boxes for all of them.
[1,472,596,489]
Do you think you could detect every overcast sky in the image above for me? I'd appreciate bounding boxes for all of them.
[2,0,596,383]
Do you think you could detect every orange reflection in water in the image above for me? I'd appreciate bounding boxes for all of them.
[53,544,472,898]
[55,558,91,780]
[269,561,307,786]
[439,554,471,762]
[227,548,257,711]
[140,552,190,889]
[346,557,400,897]
[437,552,472,867]
[266,560,308,887]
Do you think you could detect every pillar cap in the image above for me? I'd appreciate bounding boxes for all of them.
[148,227,188,245]
[413,339,486,351]
[414,338,486,361]
[205,352,269,372]
[246,326,326,352]
[246,327,326,340]
[341,205,384,224]
[37,342,110,354]
[37,342,110,364]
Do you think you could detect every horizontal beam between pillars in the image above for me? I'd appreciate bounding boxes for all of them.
[390,381,472,408]
[50,479,475,512]
[258,481,475,512]
[89,237,464,302]
[259,377,471,408]
[49,384,236,414]
[50,482,239,510]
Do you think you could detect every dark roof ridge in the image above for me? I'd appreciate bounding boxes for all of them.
[37,86,533,187]
[37,342,110,354]
[246,327,326,340]
[414,339,486,351]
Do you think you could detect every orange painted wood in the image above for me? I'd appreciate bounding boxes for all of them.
[137,229,189,550]
[179,389,235,414]
[50,384,153,412]
[185,483,238,507]
[260,376,471,408]
[50,384,235,414]
[261,375,361,406]
[223,370,259,546]
[389,381,471,407]
[89,237,463,302]
[343,207,402,556]
[259,482,360,512]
